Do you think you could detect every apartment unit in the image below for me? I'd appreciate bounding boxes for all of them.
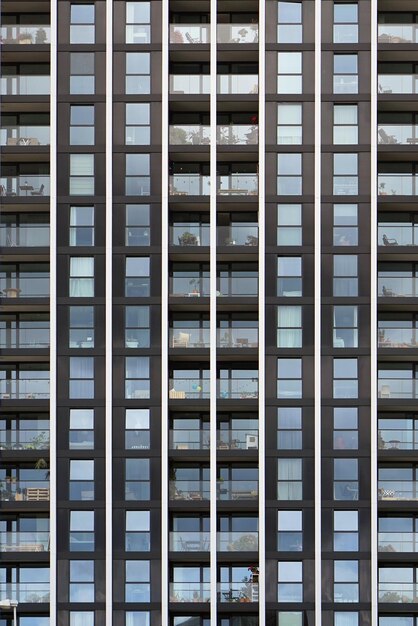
[1,0,418,625]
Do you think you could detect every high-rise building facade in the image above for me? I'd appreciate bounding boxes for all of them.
[1,0,417,625]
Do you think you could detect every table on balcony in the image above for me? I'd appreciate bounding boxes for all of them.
[19,184,33,196]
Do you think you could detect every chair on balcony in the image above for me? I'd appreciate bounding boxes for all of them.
[378,128,397,144]
[169,389,186,399]
[31,184,45,196]
[379,385,391,398]
[382,285,395,297]
[173,332,191,348]
[382,234,398,246]
[185,32,199,44]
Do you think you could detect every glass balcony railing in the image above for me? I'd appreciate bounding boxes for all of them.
[379,426,418,450]
[378,278,418,297]
[0,225,50,247]
[0,532,50,552]
[0,176,50,197]
[0,328,49,348]
[0,583,50,604]
[217,531,259,552]
[170,225,210,246]
[1,126,50,147]
[379,532,418,552]
[217,175,258,195]
[0,76,50,96]
[217,75,258,94]
[378,125,418,146]
[217,328,258,348]
[217,24,259,44]
[170,583,211,603]
[0,380,50,399]
[169,379,210,399]
[218,379,258,399]
[218,583,259,603]
[217,125,258,145]
[0,480,50,501]
[0,25,51,44]
[169,24,210,44]
[378,75,418,95]
[378,224,418,246]
[169,75,210,95]
[378,24,418,44]
[169,277,210,297]
[378,379,418,399]
[169,125,210,145]
[378,175,418,196]
[217,480,258,500]
[169,430,210,449]
[217,276,258,297]
[378,328,418,348]
[169,175,210,196]
[169,532,210,551]
[0,277,50,298]
[217,429,258,449]
[378,481,418,500]
[170,329,210,348]
[0,430,50,450]
[378,584,418,603]
[169,480,210,500]
[217,226,259,246]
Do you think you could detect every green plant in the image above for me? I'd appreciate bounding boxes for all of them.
[35,28,48,44]
[18,31,33,43]
[179,231,198,246]
[169,126,188,145]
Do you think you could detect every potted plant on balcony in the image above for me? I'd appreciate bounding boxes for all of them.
[35,28,48,44]
[179,231,198,246]
[245,234,258,246]
[18,31,33,44]
[248,565,259,583]
[378,182,387,196]
[169,126,188,145]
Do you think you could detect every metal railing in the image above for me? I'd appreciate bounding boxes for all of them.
[169,24,210,44]
[169,532,210,551]
[217,24,258,44]
[0,430,50,450]
[0,175,50,197]
[0,76,50,96]
[1,126,50,146]
[378,24,418,44]
[0,25,50,44]
[0,532,49,552]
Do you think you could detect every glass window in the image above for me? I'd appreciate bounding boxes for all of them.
[126,205,150,246]
[278,511,303,551]
[70,510,95,552]
[70,614,94,626]
[70,4,95,44]
[126,2,151,44]
[126,104,150,145]
[277,561,303,602]
[333,3,358,43]
[333,407,358,450]
[125,560,150,602]
[69,356,94,399]
[70,106,94,145]
[277,257,302,297]
[277,52,302,94]
[333,305,358,348]
[126,154,150,196]
[277,204,302,246]
[69,459,94,500]
[277,104,302,145]
[277,1,302,43]
[334,105,358,145]
[333,153,358,195]
[125,408,150,450]
[69,306,94,348]
[70,154,94,196]
[278,407,302,450]
[278,614,303,626]
[333,54,358,94]
[126,613,150,626]
[69,408,94,450]
[125,356,150,399]
[126,510,151,551]
[125,257,150,296]
[70,52,95,94]
[125,306,150,348]
[278,458,303,500]
[333,255,358,297]
[69,560,94,602]
[69,257,94,297]
[126,52,150,94]
[70,206,94,246]
[334,511,359,551]
[333,357,358,398]
[277,153,302,196]
[334,560,359,602]
[334,204,358,246]
[277,306,302,348]
[125,458,150,500]
[334,458,358,501]
[277,358,302,399]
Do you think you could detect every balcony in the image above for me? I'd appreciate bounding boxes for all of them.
[378,223,418,246]
[217,175,258,196]
[169,125,210,145]
[169,379,210,400]
[0,532,49,552]
[217,24,258,44]
[217,480,258,500]
[0,379,50,400]
[169,24,210,44]
[378,327,418,349]
[0,430,49,450]
[378,24,418,44]
[217,125,258,145]
[218,583,259,603]
[217,225,258,246]
[169,277,210,298]
[378,379,418,399]
[169,429,210,450]
[378,175,418,196]
[0,76,50,96]
[0,279,50,299]
[1,126,50,147]
[217,429,258,450]
[170,75,210,95]
[217,275,258,297]
[379,531,417,553]
[378,584,418,604]
[169,480,210,500]
[169,583,211,603]
[217,531,258,551]
[217,328,258,348]
[0,583,49,604]
[0,25,51,44]
[169,532,210,551]
[378,481,418,500]
[218,378,258,400]
[0,327,49,349]
[217,75,258,95]
[379,416,418,450]
[170,329,210,348]
[0,176,50,197]
[0,480,50,502]
[378,75,418,95]
[378,125,418,146]
[170,175,210,196]
[0,224,50,247]
[170,225,210,247]
[378,278,418,298]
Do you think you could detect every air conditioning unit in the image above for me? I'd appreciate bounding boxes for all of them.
[246,434,258,449]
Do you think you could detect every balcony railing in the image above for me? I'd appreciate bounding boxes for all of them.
[169,379,210,399]
[378,75,418,95]
[170,175,210,196]
[0,480,50,501]
[217,75,258,94]
[170,225,210,246]
[378,278,418,297]
[218,379,258,399]
[217,480,258,500]
[217,276,258,297]
[378,224,418,246]
[169,532,210,551]
[378,379,418,399]
[218,583,259,603]
[0,380,50,399]
[0,532,49,552]
[0,225,50,247]
[169,125,210,145]
[379,328,418,349]
[0,583,50,604]
[0,76,50,96]
[217,24,258,44]
[217,531,259,551]
[217,175,258,195]
[378,24,418,44]
[217,125,258,145]
[0,277,50,298]
[169,174,258,196]
[217,328,258,348]
[379,532,418,552]
[170,583,211,603]
[170,329,210,348]
[1,126,50,147]
[170,75,210,94]
[217,226,258,246]
[169,430,210,450]
[169,277,210,297]
[217,429,258,449]
[378,175,418,196]
[379,428,418,450]
[0,430,50,450]
[169,480,210,500]
[378,481,418,500]
[0,25,51,44]
[169,24,210,44]
[0,328,50,348]
[378,125,418,146]
[378,584,418,603]
[0,176,50,197]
